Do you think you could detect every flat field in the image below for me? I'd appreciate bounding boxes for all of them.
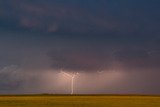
[0,95,160,107]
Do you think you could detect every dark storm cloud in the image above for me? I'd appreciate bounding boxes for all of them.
[0,0,159,70]
[0,0,160,94]
[49,47,160,72]
[48,47,113,72]
[1,0,159,36]
[48,37,160,72]
[0,0,118,34]
[115,48,160,70]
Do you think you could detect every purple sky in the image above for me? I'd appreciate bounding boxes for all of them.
[0,0,160,94]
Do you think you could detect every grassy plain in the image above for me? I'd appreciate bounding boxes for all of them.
[0,95,160,107]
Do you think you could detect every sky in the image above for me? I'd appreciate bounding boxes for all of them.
[0,0,160,94]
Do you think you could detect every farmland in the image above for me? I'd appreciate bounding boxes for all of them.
[0,95,160,107]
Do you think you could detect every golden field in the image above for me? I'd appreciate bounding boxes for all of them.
[0,95,160,107]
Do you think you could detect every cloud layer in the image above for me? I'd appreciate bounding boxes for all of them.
[0,0,160,94]
[1,0,159,36]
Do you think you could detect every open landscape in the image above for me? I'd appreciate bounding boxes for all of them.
[0,1,160,107]
[0,95,160,107]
